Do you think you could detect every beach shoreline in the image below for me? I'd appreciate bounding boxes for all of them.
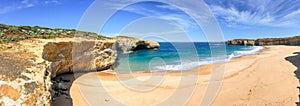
[103,45,265,75]
[68,45,299,105]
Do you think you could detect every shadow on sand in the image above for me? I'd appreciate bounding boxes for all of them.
[51,72,90,106]
[285,52,300,105]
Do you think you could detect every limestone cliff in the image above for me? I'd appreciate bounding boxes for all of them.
[115,36,159,54]
[0,39,53,105]
[0,36,159,105]
[256,36,300,45]
[0,24,160,105]
[227,36,300,46]
[227,39,256,46]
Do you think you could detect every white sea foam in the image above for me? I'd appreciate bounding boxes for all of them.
[228,46,264,60]
[151,61,213,72]
[152,46,263,72]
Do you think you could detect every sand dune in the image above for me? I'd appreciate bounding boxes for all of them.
[70,46,300,106]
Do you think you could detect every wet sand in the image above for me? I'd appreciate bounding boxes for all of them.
[68,46,300,105]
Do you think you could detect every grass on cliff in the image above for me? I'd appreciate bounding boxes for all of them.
[0,24,112,44]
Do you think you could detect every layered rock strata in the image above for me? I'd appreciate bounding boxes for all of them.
[0,36,159,105]
[115,36,160,53]
[227,36,300,46]
[227,39,256,46]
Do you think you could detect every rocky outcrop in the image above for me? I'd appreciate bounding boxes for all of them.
[0,24,160,105]
[42,40,117,78]
[0,39,53,105]
[256,36,300,45]
[227,39,256,46]
[115,36,160,54]
[42,37,160,78]
[227,36,300,46]
[0,35,159,105]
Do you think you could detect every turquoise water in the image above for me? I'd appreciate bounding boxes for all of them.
[115,42,263,73]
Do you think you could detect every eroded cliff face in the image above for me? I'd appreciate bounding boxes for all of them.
[227,39,256,46]
[115,36,159,54]
[256,36,300,45]
[0,24,160,105]
[0,39,54,105]
[227,36,300,46]
[0,36,159,105]
[42,41,117,78]
[43,36,159,78]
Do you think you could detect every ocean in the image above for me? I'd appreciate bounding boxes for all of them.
[114,42,263,73]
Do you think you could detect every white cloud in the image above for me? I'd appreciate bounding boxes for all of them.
[156,4,177,11]
[21,0,29,4]
[102,29,183,37]
[90,0,223,42]
[284,9,300,18]
[96,0,224,41]
[101,0,218,31]
[26,4,34,8]
[0,0,61,15]
[206,0,300,27]
[211,5,275,26]
[159,15,197,29]
[0,6,14,14]
[45,0,60,4]
[115,3,198,31]
[101,28,190,42]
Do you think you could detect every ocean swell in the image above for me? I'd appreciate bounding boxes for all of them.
[151,46,264,72]
[228,46,264,60]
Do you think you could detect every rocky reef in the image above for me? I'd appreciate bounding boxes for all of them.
[0,24,159,105]
[227,36,300,46]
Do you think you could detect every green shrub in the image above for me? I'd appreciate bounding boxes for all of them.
[19,26,31,30]
[0,31,4,37]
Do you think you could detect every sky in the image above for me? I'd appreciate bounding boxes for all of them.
[0,0,300,42]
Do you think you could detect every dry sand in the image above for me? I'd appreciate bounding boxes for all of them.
[70,46,300,106]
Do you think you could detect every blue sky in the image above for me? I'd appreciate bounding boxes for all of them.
[0,0,300,42]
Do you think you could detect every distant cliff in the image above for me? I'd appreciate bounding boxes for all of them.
[227,39,256,46]
[0,24,159,105]
[227,36,300,46]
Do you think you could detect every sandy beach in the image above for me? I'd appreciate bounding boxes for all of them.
[69,46,300,105]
